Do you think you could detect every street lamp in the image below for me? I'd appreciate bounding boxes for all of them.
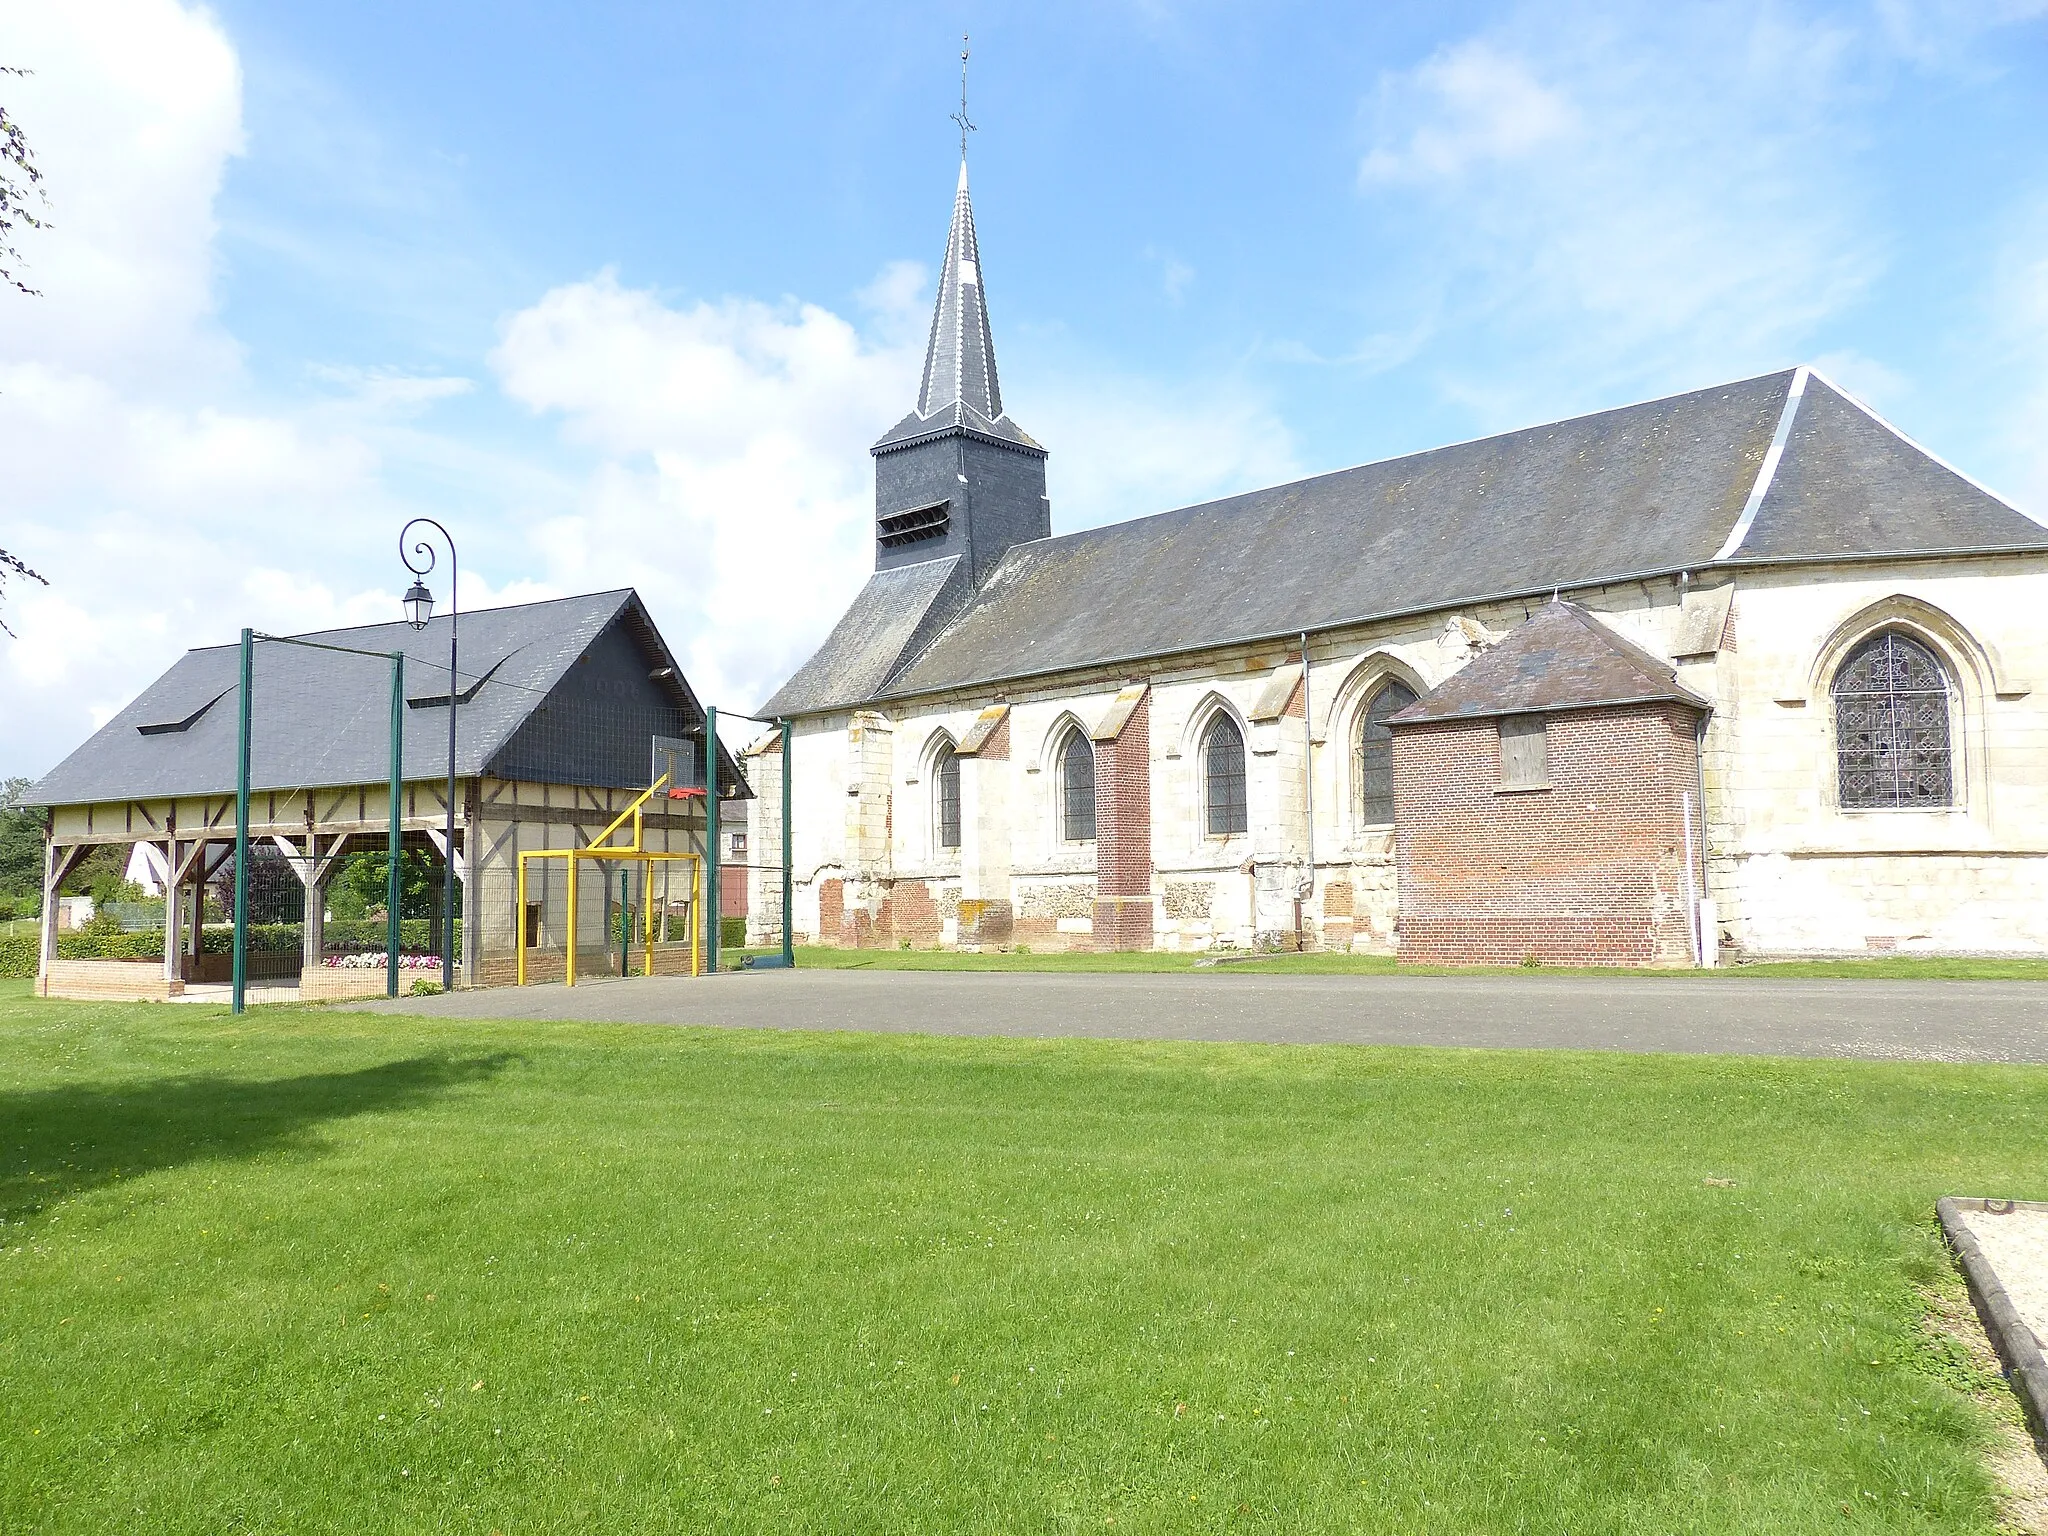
[399,519,458,994]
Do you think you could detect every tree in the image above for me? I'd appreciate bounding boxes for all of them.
[1,67,50,638]
[330,849,439,921]
[2,66,49,296]
[0,548,46,638]
[0,776,44,902]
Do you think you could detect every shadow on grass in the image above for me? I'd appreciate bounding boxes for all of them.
[0,1053,517,1225]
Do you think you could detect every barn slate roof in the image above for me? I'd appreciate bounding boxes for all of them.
[767,368,2048,715]
[1385,601,1709,725]
[26,589,749,807]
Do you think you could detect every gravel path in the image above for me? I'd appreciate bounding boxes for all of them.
[1961,1205,2048,1354]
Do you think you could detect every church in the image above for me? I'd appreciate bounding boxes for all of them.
[752,156,2048,965]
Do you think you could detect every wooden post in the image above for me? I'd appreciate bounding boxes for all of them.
[162,838,182,985]
[37,838,61,997]
[300,836,325,979]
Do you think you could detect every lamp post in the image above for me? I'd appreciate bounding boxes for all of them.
[400,518,458,994]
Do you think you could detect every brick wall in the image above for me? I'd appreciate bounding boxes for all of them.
[1092,686,1154,950]
[1392,702,1703,967]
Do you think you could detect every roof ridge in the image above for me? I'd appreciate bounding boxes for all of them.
[1710,366,1809,562]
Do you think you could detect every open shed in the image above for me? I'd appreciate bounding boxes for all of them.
[23,589,748,1000]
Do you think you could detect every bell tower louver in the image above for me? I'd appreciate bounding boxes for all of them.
[872,159,1049,586]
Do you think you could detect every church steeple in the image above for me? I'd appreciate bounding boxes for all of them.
[869,59,1049,584]
[917,162,1004,424]
[875,158,1040,455]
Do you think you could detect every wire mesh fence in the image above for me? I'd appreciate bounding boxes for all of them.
[224,631,412,1007]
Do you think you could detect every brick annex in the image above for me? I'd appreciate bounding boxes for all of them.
[755,155,2048,967]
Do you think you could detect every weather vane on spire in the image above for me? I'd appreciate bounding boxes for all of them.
[950,34,976,162]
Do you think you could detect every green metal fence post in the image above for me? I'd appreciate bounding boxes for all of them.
[705,706,720,974]
[780,719,794,969]
[387,651,404,998]
[233,628,252,1015]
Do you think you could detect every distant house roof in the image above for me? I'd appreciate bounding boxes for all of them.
[1387,601,1709,725]
[27,589,750,807]
[768,368,2048,714]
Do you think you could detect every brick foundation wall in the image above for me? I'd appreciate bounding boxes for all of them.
[41,959,182,1001]
[1092,687,1155,950]
[891,879,945,947]
[1392,702,1703,967]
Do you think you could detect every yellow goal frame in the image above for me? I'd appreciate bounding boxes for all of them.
[516,773,704,986]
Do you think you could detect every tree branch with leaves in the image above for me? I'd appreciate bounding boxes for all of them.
[1,65,49,637]
[2,65,50,295]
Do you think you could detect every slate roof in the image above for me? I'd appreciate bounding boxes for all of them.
[27,589,749,807]
[872,162,1041,457]
[1386,601,1709,725]
[772,367,2048,713]
[762,557,969,718]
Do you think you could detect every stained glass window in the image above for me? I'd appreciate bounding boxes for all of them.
[1354,680,1418,824]
[1203,715,1248,836]
[1832,632,1952,809]
[934,744,962,848]
[1059,728,1096,842]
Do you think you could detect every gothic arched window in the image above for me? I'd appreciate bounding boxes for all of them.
[1058,727,1095,842]
[1202,714,1248,836]
[1832,631,1952,809]
[934,744,962,849]
[1354,680,1418,825]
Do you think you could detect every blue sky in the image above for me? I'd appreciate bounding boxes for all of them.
[4,0,2046,778]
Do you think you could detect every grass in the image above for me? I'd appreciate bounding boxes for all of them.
[3,978,2046,1533]
[732,943,2048,981]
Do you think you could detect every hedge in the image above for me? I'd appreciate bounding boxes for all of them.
[0,920,465,979]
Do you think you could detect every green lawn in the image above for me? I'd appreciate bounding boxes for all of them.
[735,944,2048,981]
[3,979,2044,1533]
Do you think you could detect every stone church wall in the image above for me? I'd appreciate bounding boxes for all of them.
[1708,559,2048,957]
[757,556,2048,963]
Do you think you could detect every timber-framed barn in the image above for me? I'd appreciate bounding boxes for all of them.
[24,589,747,1000]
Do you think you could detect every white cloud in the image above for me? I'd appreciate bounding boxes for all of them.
[489,271,927,714]
[4,0,244,386]
[0,2,489,778]
[1353,5,1884,423]
[1359,41,1578,184]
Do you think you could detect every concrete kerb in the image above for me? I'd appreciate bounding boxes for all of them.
[1937,1196,2048,1442]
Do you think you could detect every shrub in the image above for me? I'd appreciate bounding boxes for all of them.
[0,933,35,978]
[720,916,747,950]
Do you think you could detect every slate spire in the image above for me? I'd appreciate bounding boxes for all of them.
[865,81,1048,587]
[918,161,1002,421]
[874,158,1039,453]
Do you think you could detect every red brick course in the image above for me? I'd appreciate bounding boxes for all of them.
[1091,686,1154,950]
[1392,702,1703,967]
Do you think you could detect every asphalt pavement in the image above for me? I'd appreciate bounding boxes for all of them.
[346,968,2048,1063]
